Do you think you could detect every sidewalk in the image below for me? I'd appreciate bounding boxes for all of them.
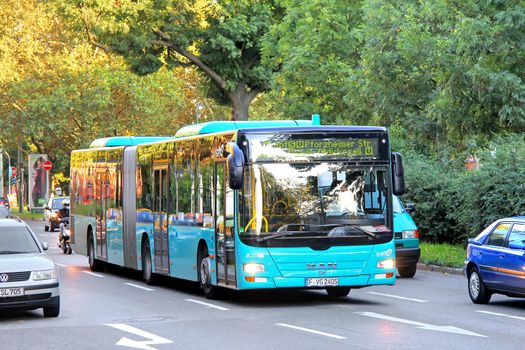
[417,263,463,276]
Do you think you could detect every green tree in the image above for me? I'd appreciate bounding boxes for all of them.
[57,0,281,121]
[348,0,525,150]
[262,0,363,123]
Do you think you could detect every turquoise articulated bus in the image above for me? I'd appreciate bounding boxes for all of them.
[70,116,405,298]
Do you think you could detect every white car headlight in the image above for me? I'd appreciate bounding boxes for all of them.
[32,268,58,281]
[402,230,419,239]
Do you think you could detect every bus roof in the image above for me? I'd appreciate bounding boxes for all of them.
[174,115,321,137]
[89,136,175,148]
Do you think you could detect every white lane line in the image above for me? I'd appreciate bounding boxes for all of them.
[366,291,429,303]
[477,310,525,321]
[185,298,229,311]
[276,323,347,340]
[356,312,486,338]
[106,323,173,350]
[82,271,105,278]
[125,283,155,292]
[55,263,68,267]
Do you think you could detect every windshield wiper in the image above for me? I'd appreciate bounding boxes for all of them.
[256,231,294,242]
[352,226,378,238]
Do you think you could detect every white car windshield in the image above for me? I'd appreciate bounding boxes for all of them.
[0,226,40,254]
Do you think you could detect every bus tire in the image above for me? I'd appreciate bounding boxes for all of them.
[142,239,155,285]
[198,246,219,299]
[326,287,351,297]
[398,265,417,278]
[88,233,103,272]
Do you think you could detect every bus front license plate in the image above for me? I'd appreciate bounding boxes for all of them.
[305,278,339,287]
[0,287,24,297]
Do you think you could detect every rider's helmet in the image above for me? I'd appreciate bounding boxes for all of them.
[62,199,70,208]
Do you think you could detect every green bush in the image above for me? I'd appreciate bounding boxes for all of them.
[401,134,525,244]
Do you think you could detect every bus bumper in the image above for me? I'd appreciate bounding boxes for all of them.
[237,274,396,289]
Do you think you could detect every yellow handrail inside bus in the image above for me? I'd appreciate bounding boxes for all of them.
[244,216,269,233]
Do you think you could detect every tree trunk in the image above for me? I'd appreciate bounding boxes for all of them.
[229,83,258,121]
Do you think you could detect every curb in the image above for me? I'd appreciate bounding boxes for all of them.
[417,263,463,276]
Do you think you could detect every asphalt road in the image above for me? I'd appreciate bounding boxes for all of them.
[1,219,524,350]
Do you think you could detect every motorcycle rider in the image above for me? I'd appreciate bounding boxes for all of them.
[57,199,70,246]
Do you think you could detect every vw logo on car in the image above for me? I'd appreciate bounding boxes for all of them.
[0,274,9,283]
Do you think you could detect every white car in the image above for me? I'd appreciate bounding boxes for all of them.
[43,196,69,232]
[0,218,60,317]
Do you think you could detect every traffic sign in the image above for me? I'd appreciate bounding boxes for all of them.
[43,160,52,171]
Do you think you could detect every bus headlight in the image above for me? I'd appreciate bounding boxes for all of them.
[402,230,419,239]
[243,263,265,274]
[377,259,395,269]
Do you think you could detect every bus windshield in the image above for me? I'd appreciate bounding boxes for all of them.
[239,162,392,247]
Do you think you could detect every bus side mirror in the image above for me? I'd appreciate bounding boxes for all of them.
[226,142,244,190]
[392,152,405,196]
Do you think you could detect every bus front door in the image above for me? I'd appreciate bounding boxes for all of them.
[95,170,108,261]
[215,162,236,288]
[153,166,169,275]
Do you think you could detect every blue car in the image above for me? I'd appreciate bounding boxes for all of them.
[465,216,525,304]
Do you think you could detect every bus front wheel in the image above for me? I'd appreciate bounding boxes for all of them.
[199,246,219,299]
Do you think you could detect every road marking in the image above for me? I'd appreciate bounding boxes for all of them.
[55,263,68,267]
[125,283,154,291]
[82,271,104,278]
[276,323,347,340]
[477,310,525,321]
[366,291,429,303]
[106,323,173,350]
[185,298,229,310]
[356,311,486,337]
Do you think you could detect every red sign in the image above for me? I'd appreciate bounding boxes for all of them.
[11,166,16,176]
[43,160,52,171]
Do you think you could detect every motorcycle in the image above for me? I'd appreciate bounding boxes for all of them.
[58,217,72,254]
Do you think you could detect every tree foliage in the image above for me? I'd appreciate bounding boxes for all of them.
[57,0,280,120]
[262,0,363,123]
[348,0,525,149]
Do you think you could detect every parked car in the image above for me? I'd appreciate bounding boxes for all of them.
[0,196,9,209]
[394,196,420,278]
[465,216,525,304]
[43,196,69,232]
[0,218,60,317]
[0,205,9,218]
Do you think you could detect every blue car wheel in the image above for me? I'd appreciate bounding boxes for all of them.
[468,267,492,304]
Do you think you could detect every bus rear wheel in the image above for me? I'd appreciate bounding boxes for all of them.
[88,234,103,272]
[142,240,155,285]
[199,246,219,299]
[326,287,351,297]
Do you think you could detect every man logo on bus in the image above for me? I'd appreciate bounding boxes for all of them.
[306,263,337,270]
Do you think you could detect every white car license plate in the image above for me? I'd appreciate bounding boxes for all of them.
[0,287,24,297]
[305,278,339,287]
